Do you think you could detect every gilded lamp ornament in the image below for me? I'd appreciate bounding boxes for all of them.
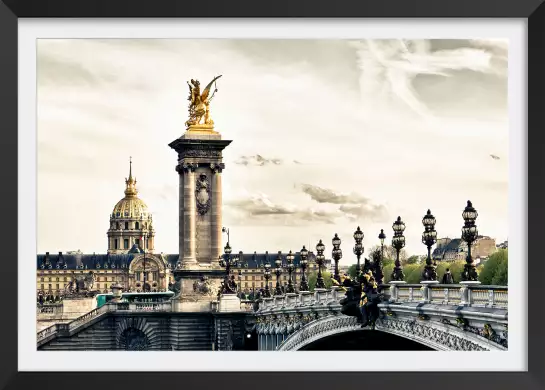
[185,75,222,127]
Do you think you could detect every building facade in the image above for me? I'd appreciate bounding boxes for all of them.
[432,236,497,262]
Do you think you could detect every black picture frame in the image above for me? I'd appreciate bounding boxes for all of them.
[0,1,542,389]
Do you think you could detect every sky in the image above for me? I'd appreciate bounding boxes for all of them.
[37,39,508,265]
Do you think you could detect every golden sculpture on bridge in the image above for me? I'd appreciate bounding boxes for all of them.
[185,75,222,128]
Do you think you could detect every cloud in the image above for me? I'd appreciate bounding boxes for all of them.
[339,204,389,222]
[225,193,340,225]
[299,184,389,222]
[350,39,503,120]
[234,155,283,166]
[300,183,367,205]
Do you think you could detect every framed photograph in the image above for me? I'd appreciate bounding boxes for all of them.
[1,0,543,389]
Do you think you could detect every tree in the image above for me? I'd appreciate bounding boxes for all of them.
[369,244,408,264]
[308,271,333,291]
[491,256,508,285]
[405,255,422,265]
[383,264,395,283]
[403,263,424,283]
[347,264,358,278]
[479,249,508,285]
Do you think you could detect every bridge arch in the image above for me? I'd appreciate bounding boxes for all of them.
[276,314,501,351]
[115,317,160,350]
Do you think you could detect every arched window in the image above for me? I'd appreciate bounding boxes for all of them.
[135,222,139,230]
[40,277,44,282]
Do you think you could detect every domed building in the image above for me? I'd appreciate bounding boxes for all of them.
[107,158,156,254]
[36,159,177,298]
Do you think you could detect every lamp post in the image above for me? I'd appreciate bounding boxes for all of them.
[391,216,406,281]
[299,246,310,292]
[421,209,438,282]
[218,242,245,294]
[353,227,364,275]
[285,250,296,293]
[461,200,479,282]
[376,229,386,286]
[315,240,326,289]
[274,251,283,296]
[263,260,272,298]
[331,234,342,283]
[143,232,148,292]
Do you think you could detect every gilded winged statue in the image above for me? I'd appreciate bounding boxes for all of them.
[185,75,222,127]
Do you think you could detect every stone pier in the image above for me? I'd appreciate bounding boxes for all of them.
[169,124,232,308]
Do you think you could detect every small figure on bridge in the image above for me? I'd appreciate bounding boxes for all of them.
[441,268,455,284]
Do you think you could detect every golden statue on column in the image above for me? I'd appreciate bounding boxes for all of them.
[185,75,222,128]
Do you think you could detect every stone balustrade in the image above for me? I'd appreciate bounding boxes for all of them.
[256,283,508,312]
[131,302,172,312]
[239,300,254,312]
[36,304,63,315]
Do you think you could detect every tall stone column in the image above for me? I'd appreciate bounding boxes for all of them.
[211,164,223,265]
[182,164,197,266]
[169,126,231,308]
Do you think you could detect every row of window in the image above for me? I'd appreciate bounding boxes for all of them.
[113,238,150,249]
[113,222,147,230]
[135,271,159,282]
[38,276,127,283]
[240,275,302,281]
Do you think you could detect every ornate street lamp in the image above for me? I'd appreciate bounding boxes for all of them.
[315,240,326,289]
[274,251,283,296]
[461,200,479,282]
[375,229,386,285]
[353,227,364,275]
[262,260,272,298]
[299,246,310,292]
[421,209,438,282]
[237,251,244,293]
[391,216,406,281]
[331,233,342,283]
[285,250,296,293]
[218,242,245,294]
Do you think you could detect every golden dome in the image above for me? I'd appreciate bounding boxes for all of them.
[112,197,150,219]
[111,157,151,220]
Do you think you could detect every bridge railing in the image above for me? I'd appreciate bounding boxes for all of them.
[37,303,116,343]
[467,285,508,308]
[68,303,117,332]
[255,283,508,312]
[429,285,463,305]
[396,284,424,302]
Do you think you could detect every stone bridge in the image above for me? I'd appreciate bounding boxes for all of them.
[254,283,508,351]
[36,283,507,351]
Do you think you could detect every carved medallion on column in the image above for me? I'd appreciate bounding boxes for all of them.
[195,174,211,215]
